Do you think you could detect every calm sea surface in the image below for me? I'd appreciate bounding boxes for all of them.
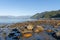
[0,18,37,23]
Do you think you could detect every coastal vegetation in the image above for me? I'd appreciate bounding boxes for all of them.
[31,10,60,19]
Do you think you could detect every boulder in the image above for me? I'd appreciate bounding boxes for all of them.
[57,23,60,26]
[56,31,60,36]
[27,24,34,30]
[51,31,60,40]
[23,33,32,38]
[36,25,44,32]
[34,28,40,33]
[46,29,53,33]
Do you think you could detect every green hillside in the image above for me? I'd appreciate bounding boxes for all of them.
[31,10,60,19]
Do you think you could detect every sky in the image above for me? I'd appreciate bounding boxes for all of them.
[0,0,60,16]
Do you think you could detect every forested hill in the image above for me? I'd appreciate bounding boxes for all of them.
[31,10,60,19]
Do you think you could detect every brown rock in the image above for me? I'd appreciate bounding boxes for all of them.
[46,29,53,33]
[23,33,32,38]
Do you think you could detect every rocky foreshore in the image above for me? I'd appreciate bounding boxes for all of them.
[0,20,60,40]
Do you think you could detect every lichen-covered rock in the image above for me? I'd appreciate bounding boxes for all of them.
[36,25,44,32]
[27,24,34,30]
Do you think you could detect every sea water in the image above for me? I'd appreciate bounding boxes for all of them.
[0,18,37,23]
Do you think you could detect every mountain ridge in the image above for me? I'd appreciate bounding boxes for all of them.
[31,10,60,19]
